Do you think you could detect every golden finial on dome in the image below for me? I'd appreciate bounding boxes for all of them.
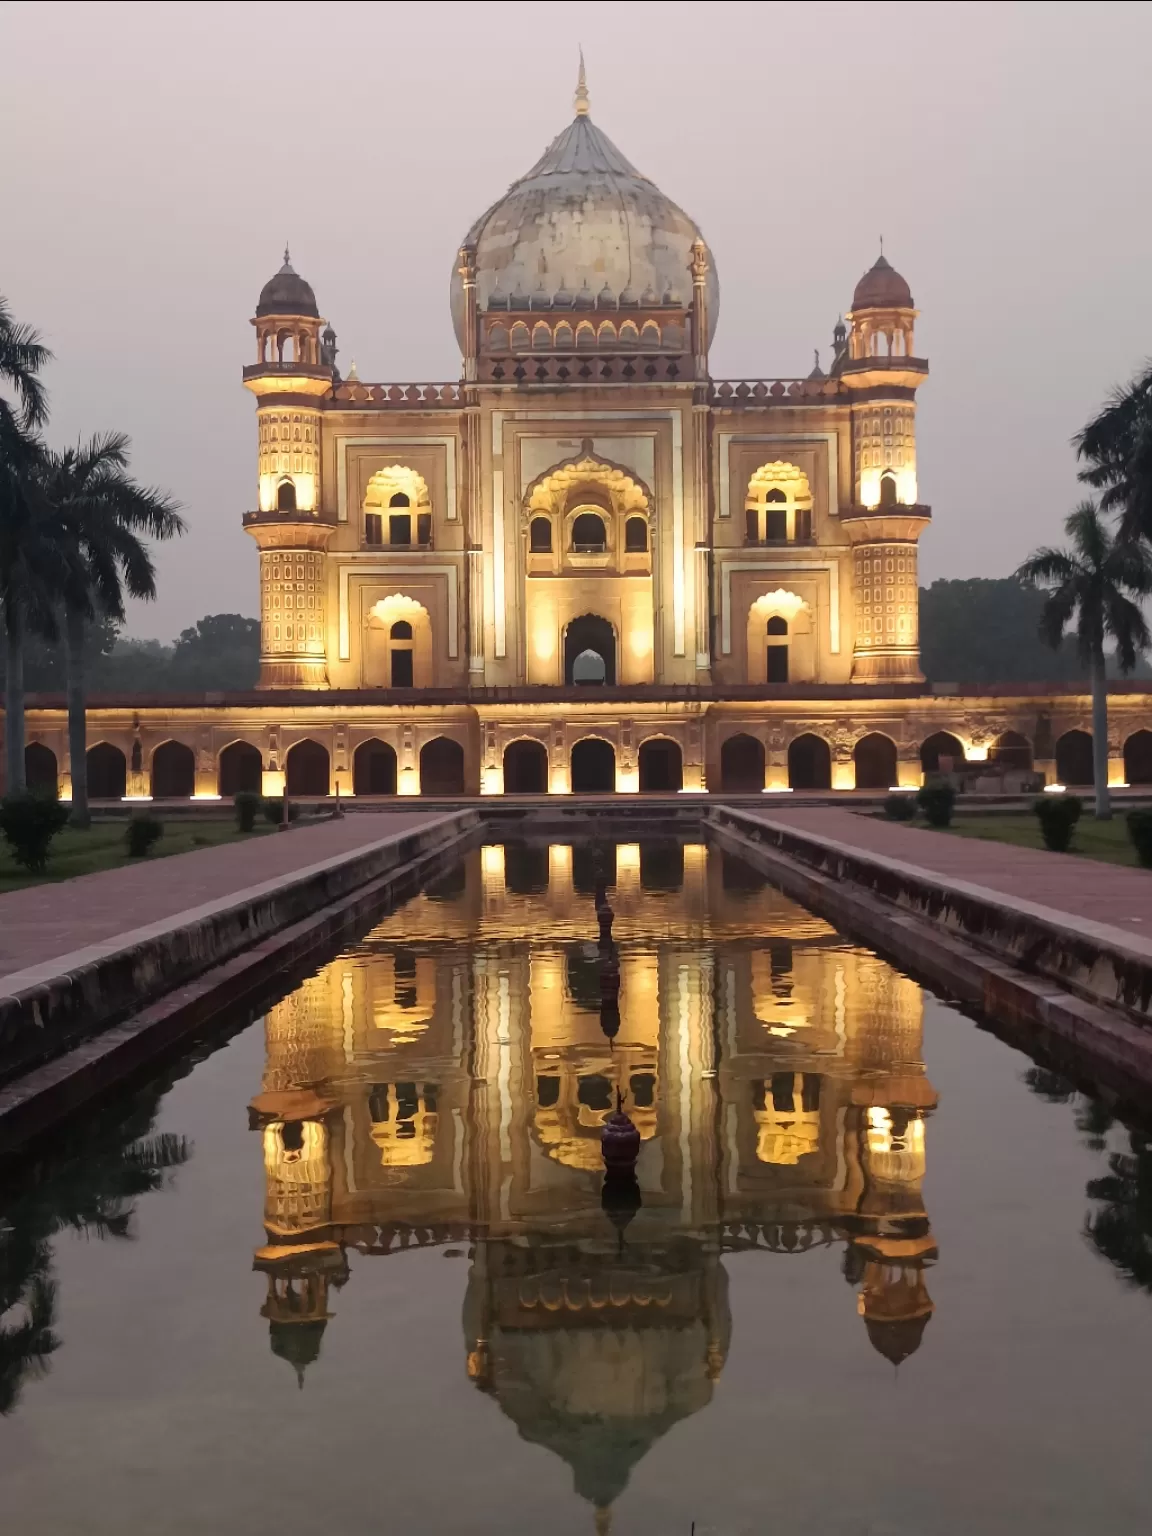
[574,47,590,116]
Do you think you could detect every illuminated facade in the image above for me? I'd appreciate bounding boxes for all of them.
[12,70,1152,798]
[247,842,939,1517]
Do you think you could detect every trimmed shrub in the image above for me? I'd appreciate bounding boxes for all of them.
[1033,794,1082,853]
[234,790,261,833]
[126,814,164,858]
[1127,808,1152,868]
[262,796,301,826]
[883,793,917,822]
[917,781,957,828]
[0,790,70,873]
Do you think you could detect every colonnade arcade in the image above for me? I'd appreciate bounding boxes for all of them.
[21,717,1152,800]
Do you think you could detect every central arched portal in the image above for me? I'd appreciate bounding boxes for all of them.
[504,739,548,794]
[564,615,615,686]
[570,738,616,793]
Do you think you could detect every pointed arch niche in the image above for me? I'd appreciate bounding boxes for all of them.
[362,466,432,550]
[745,462,814,545]
[522,444,655,686]
[746,589,813,685]
[364,594,433,688]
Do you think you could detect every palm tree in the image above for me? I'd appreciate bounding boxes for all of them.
[1076,362,1152,542]
[1017,502,1152,819]
[38,434,183,825]
[0,297,53,795]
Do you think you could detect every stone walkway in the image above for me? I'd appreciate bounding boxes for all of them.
[0,812,445,988]
[744,807,1152,931]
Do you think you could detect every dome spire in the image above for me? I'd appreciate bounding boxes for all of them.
[574,47,590,116]
[281,243,293,273]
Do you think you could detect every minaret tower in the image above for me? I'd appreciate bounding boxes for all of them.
[242,249,335,689]
[839,252,930,684]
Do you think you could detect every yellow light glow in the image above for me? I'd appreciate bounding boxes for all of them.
[399,764,420,797]
[192,792,223,801]
[549,764,571,794]
[261,770,285,796]
[616,843,641,876]
[481,844,506,886]
[832,763,855,790]
[1044,783,1067,794]
[615,768,639,793]
[532,623,556,664]
[121,794,153,803]
[966,744,989,762]
[481,766,504,795]
[859,464,918,509]
[259,471,316,514]
[762,786,794,794]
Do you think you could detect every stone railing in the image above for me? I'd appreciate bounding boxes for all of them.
[330,381,464,407]
[479,352,688,385]
[711,377,845,403]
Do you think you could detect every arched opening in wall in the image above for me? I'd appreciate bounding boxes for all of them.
[150,740,195,799]
[388,492,412,548]
[389,620,414,688]
[879,472,898,507]
[529,517,552,553]
[854,733,898,790]
[503,739,548,794]
[353,739,397,796]
[788,733,831,790]
[992,730,1033,770]
[764,487,788,543]
[920,731,965,775]
[24,743,57,794]
[638,737,683,792]
[1124,730,1152,785]
[625,516,648,552]
[420,737,465,796]
[1056,729,1094,786]
[564,615,615,686]
[766,616,789,683]
[571,512,606,553]
[87,743,127,799]
[276,479,296,513]
[720,733,765,793]
[285,739,330,796]
[218,741,263,797]
[570,737,616,794]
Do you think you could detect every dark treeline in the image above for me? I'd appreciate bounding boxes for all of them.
[15,613,261,694]
[919,577,1151,685]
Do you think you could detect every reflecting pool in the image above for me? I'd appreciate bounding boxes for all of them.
[3,840,1152,1534]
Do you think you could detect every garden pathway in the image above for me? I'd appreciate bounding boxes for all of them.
[0,812,446,989]
[742,806,1152,931]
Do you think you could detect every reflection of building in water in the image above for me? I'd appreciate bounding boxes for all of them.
[249,843,938,1514]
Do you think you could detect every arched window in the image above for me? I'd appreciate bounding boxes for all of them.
[530,517,553,553]
[389,492,412,546]
[276,479,296,513]
[766,615,789,683]
[764,487,787,543]
[564,615,615,685]
[571,512,606,552]
[624,516,648,552]
[879,472,898,507]
[390,620,414,688]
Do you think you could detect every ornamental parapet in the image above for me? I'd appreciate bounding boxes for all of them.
[711,377,846,403]
[840,504,932,543]
[329,381,464,408]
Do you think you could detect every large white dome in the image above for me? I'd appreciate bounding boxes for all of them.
[450,104,719,349]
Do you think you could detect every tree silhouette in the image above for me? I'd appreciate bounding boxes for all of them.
[0,1080,190,1414]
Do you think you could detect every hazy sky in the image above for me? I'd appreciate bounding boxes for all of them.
[5,0,1152,639]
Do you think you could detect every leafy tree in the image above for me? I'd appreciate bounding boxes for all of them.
[1085,1130,1152,1291]
[1076,361,1152,542]
[36,433,182,826]
[1017,503,1152,819]
[0,296,56,794]
[169,613,260,691]
[918,577,1090,684]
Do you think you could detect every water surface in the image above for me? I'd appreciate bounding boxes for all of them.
[2,839,1151,1534]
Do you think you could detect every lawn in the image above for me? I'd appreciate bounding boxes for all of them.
[943,810,1143,867]
[0,818,274,892]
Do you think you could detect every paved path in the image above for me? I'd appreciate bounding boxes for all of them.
[743,807,1152,931]
[0,812,445,988]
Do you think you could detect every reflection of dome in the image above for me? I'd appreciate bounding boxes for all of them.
[269,1317,327,1386]
[257,248,319,318]
[451,85,718,349]
[864,1312,931,1366]
[851,253,913,311]
[465,1239,729,1512]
